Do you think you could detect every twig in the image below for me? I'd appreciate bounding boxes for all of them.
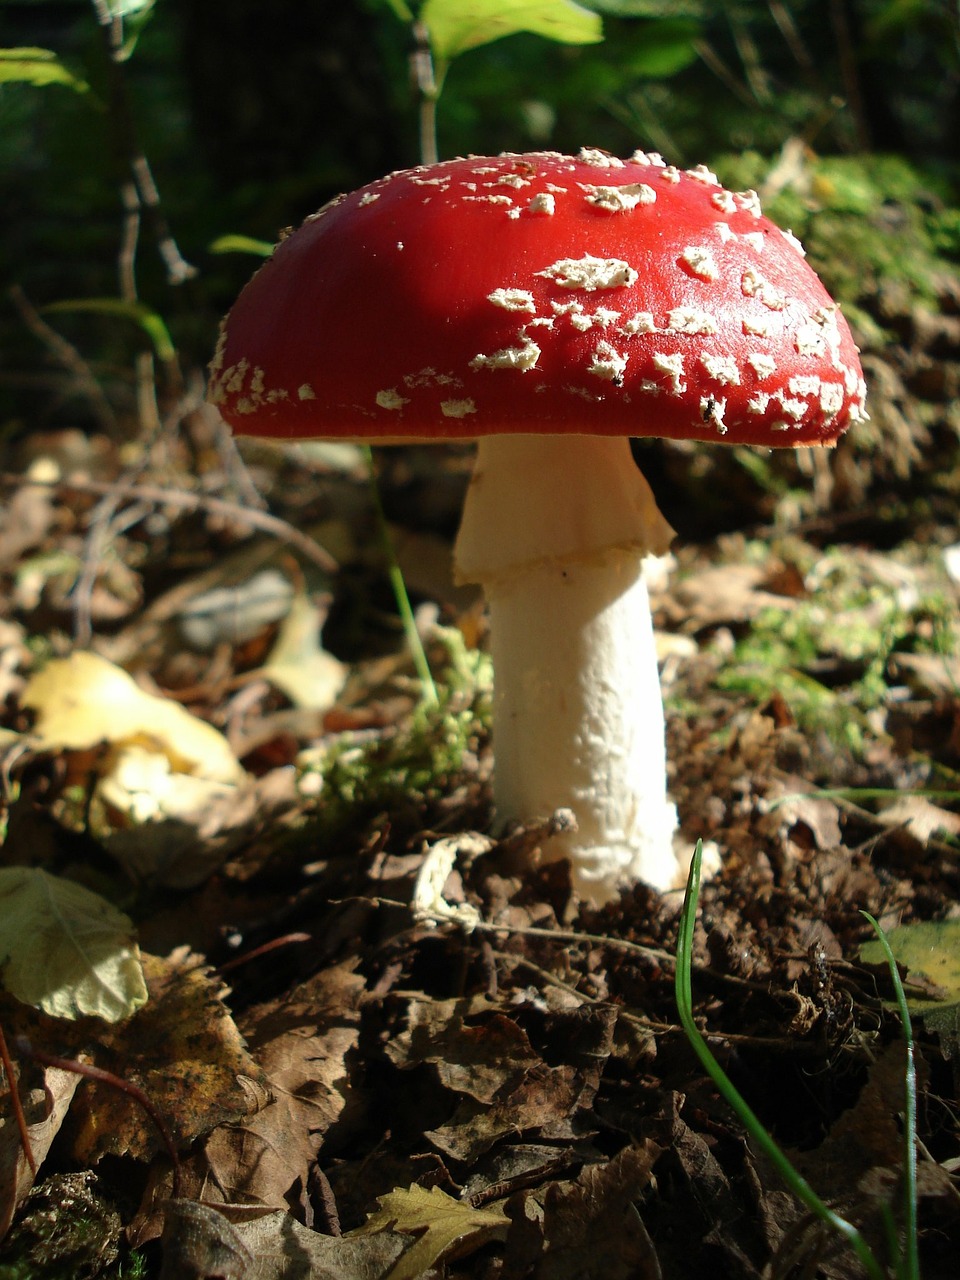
[8,285,118,432]
[411,20,439,165]
[15,1038,183,1198]
[0,472,338,575]
[828,0,870,149]
[73,494,151,646]
[693,38,757,107]
[767,0,816,74]
[0,1023,37,1177]
[90,0,197,288]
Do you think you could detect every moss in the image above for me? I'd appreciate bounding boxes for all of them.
[0,1173,123,1280]
[713,151,960,310]
[711,544,959,753]
[299,626,493,836]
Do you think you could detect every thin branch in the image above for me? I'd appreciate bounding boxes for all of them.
[90,0,196,288]
[767,0,816,73]
[0,472,339,575]
[15,1039,182,1198]
[0,1023,37,1177]
[411,20,439,165]
[8,285,118,432]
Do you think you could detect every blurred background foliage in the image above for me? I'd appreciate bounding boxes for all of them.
[0,0,958,516]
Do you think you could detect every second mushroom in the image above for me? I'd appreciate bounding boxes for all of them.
[209,147,866,904]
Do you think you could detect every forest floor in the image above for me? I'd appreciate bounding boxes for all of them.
[1,270,960,1278]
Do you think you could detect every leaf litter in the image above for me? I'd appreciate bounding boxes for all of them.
[2,331,960,1275]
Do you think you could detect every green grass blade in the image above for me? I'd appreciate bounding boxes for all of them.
[862,911,919,1280]
[676,842,886,1280]
[361,445,438,705]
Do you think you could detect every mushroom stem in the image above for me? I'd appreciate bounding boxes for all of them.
[454,434,680,903]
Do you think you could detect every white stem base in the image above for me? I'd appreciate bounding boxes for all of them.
[454,435,681,904]
[488,552,678,902]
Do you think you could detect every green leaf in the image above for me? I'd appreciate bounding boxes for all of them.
[585,0,703,13]
[0,867,147,1022]
[42,298,176,364]
[209,233,275,258]
[380,0,416,20]
[0,47,90,93]
[421,0,602,64]
[626,18,700,78]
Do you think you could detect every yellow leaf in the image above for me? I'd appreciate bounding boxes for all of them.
[22,651,243,784]
[261,592,346,711]
[352,1184,508,1280]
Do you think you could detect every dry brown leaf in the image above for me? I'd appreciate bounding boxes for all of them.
[67,949,267,1164]
[0,1066,80,1241]
[232,1209,405,1280]
[198,962,366,1211]
[0,471,56,571]
[533,1143,663,1280]
[671,562,799,630]
[427,1064,583,1163]
[766,775,843,850]
[877,793,960,843]
[387,999,540,1103]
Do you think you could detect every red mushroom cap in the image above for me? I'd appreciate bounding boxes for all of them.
[209,149,867,447]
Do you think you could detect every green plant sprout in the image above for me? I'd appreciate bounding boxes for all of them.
[677,841,919,1280]
[361,444,438,705]
[301,626,491,836]
[380,0,602,162]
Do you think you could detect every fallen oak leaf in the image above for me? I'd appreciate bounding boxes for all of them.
[351,1184,509,1280]
[198,961,366,1213]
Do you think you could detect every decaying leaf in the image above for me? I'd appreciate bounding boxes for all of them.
[198,962,366,1212]
[859,918,960,1006]
[159,1199,253,1280]
[533,1143,663,1280]
[386,997,540,1103]
[410,832,493,931]
[427,1064,583,1163]
[0,1066,80,1241]
[876,794,960,844]
[232,1209,406,1280]
[352,1183,509,1280]
[22,650,244,784]
[90,743,259,888]
[68,949,268,1164]
[261,589,347,711]
[0,867,147,1022]
[21,651,252,885]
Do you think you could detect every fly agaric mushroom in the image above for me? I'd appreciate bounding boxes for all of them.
[209,148,866,904]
